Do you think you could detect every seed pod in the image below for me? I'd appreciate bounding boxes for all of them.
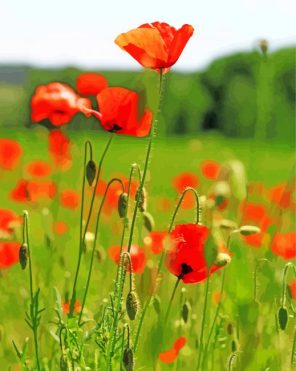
[135,187,147,212]
[86,160,96,186]
[118,192,128,218]
[214,252,231,267]
[19,243,28,270]
[278,306,288,330]
[182,302,190,323]
[239,225,261,236]
[126,291,140,320]
[142,212,155,232]
[123,347,134,371]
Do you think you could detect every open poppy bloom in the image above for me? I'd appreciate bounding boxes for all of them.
[144,231,167,254]
[0,138,22,170]
[31,82,91,126]
[60,190,80,210]
[53,221,69,235]
[48,130,72,169]
[271,232,296,260]
[0,242,20,269]
[76,72,108,96]
[172,172,199,193]
[10,179,30,203]
[201,160,220,180]
[268,183,293,210]
[159,336,187,364]
[25,161,52,178]
[81,87,153,137]
[115,22,194,72]
[0,209,21,237]
[108,244,146,274]
[165,224,229,284]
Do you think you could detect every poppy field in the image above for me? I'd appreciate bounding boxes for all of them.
[0,22,295,371]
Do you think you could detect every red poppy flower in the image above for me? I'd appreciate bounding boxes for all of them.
[76,72,108,96]
[60,190,80,210]
[81,87,153,137]
[172,172,199,193]
[165,224,229,284]
[268,183,293,209]
[27,180,57,202]
[0,138,22,170]
[0,242,20,269]
[108,245,146,274]
[0,209,21,236]
[10,179,30,203]
[159,336,187,364]
[201,160,220,180]
[271,232,296,260]
[31,82,91,126]
[240,201,266,222]
[63,300,81,315]
[48,130,71,169]
[289,280,296,300]
[144,231,167,254]
[25,161,52,177]
[115,22,194,72]
[53,221,69,235]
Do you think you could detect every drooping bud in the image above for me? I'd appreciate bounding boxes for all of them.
[214,252,231,267]
[259,39,268,55]
[19,243,28,270]
[239,225,261,236]
[278,306,288,330]
[118,192,128,218]
[123,347,134,371]
[135,187,147,212]
[219,219,238,230]
[182,302,190,323]
[153,295,161,315]
[86,160,96,186]
[142,212,155,232]
[126,290,140,320]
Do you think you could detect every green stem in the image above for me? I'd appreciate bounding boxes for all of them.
[253,258,269,302]
[164,278,181,324]
[281,262,296,307]
[23,211,41,370]
[69,135,113,317]
[78,178,124,324]
[196,276,210,371]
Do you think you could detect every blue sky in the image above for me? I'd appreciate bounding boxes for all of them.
[1,0,295,71]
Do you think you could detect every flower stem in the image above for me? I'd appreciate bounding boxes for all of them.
[164,278,181,324]
[281,262,296,307]
[78,178,124,324]
[196,275,210,371]
[23,211,41,370]
[69,134,113,317]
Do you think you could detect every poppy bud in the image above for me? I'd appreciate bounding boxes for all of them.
[86,160,96,186]
[239,226,261,236]
[142,212,155,232]
[219,219,238,230]
[182,302,190,323]
[126,290,140,320]
[123,347,134,371]
[214,252,231,267]
[278,306,288,330]
[231,340,237,352]
[118,192,128,218]
[227,323,233,335]
[135,187,147,212]
[153,295,161,315]
[19,243,28,270]
[259,39,268,55]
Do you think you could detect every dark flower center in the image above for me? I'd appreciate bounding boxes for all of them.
[178,263,193,279]
[108,123,122,132]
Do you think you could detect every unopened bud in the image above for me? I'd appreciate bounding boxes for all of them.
[278,306,288,330]
[86,160,96,186]
[214,252,231,267]
[227,323,233,335]
[19,244,28,270]
[239,226,261,236]
[231,340,237,352]
[259,39,268,55]
[135,187,147,212]
[219,219,238,230]
[118,192,128,218]
[153,295,161,315]
[182,302,190,323]
[123,347,134,371]
[126,291,140,320]
[142,212,155,232]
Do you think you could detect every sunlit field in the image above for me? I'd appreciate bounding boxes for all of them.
[0,15,295,371]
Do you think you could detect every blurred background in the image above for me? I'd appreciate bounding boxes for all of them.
[0,0,295,145]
